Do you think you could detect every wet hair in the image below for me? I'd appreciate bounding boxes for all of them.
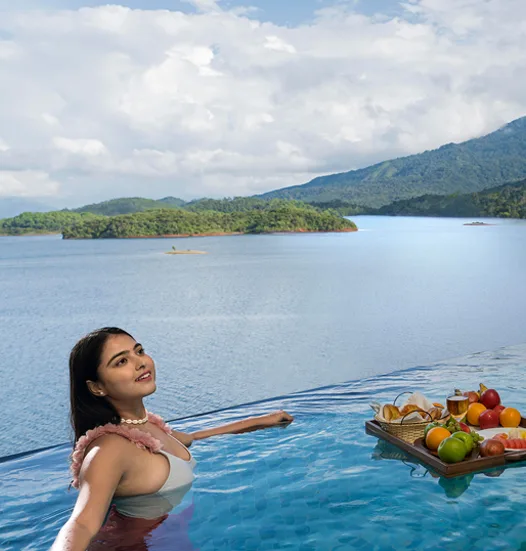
[69,327,134,442]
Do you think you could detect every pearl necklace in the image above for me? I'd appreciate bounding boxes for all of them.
[120,413,149,425]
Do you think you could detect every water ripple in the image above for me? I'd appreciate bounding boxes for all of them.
[2,344,526,550]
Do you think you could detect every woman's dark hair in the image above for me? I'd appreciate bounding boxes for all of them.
[69,327,134,442]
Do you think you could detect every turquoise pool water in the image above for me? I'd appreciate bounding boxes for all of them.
[2,344,526,550]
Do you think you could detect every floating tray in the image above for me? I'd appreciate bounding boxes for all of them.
[365,418,526,478]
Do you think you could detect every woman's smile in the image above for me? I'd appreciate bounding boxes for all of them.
[135,370,153,383]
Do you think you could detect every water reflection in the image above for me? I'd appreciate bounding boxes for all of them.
[88,503,197,551]
[371,440,477,497]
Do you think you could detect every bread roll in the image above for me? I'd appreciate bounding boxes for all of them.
[400,404,424,416]
[428,407,443,421]
[382,404,401,421]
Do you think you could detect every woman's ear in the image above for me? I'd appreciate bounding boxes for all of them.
[86,380,106,397]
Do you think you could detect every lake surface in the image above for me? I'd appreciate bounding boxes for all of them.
[1,216,526,457]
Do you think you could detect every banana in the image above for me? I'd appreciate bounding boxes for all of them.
[479,383,488,395]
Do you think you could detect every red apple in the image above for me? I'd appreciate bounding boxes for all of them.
[459,422,471,434]
[479,409,500,429]
[493,405,506,417]
[479,439,505,457]
[480,389,501,410]
[463,391,479,404]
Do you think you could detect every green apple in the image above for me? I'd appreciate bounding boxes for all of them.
[452,431,474,454]
[438,436,467,463]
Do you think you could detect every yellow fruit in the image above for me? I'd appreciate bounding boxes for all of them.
[425,427,451,451]
[467,402,487,425]
[500,407,522,428]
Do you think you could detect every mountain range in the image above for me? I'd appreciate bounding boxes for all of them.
[259,116,526,207]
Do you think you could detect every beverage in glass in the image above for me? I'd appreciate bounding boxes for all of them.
[446,394,469,421]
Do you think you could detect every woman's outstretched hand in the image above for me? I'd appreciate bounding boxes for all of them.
[258,410,294,427]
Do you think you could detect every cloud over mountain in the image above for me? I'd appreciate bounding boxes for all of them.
[1,0,525,205]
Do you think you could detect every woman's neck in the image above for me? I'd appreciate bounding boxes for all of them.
[111,399,147,421]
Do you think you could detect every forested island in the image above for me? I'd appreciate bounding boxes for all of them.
[0,201,357,238]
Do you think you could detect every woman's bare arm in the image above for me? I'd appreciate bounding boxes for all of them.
[170,429,194,447]
[190,410,294,442]
[51,435,128,551]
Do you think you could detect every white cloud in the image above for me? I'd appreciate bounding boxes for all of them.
[0,40,19,59]
[0,1,525,204]
[0,171,60,198]
[264,35,296,53]
[42,113,61,127]
[52,137,107,156]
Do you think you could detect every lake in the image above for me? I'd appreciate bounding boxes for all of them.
[1,215,526,458]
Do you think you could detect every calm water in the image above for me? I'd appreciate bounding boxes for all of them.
[2,344,526,551]
[1,216,526,457]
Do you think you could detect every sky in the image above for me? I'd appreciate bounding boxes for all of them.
[1,0,525,207]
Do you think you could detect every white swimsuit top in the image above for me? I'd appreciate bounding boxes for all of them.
[112,450,197,518]
[71,412,197,519]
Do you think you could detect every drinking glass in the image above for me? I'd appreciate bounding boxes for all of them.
[446,393,469,421]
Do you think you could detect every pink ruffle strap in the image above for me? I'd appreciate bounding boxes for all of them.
[70,412,172,489]
[146,411,173,435]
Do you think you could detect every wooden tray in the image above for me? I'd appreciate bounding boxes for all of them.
[365,419,526,478]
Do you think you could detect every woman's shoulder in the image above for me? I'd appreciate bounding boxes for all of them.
[71,423,164,489]
[84,431,135,455]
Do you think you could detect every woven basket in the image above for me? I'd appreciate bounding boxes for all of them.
[375,392,450,443]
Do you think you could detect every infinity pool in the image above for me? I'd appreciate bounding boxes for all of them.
[2,344,526,551]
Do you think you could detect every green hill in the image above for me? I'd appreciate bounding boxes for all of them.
[158,196,186,207]
[372,179,526,218]
[74,196,185,216]
[184,197,310,213]
[259,117,526,207]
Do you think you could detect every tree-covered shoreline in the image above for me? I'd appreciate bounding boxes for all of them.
[0,211,104,236]
[0,202,357,238]
[370,179,526,218]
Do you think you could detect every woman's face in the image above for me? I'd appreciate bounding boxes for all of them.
[89,333,157,401]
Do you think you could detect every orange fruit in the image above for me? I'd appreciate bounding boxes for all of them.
[467,403,486,425]
[425,427,451,451]
[500,407,521,428]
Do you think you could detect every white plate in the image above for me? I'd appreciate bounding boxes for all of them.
[476,428,509,439]
[475,428,525,451]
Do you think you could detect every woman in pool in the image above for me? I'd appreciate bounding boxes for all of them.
[52,327,293,551]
